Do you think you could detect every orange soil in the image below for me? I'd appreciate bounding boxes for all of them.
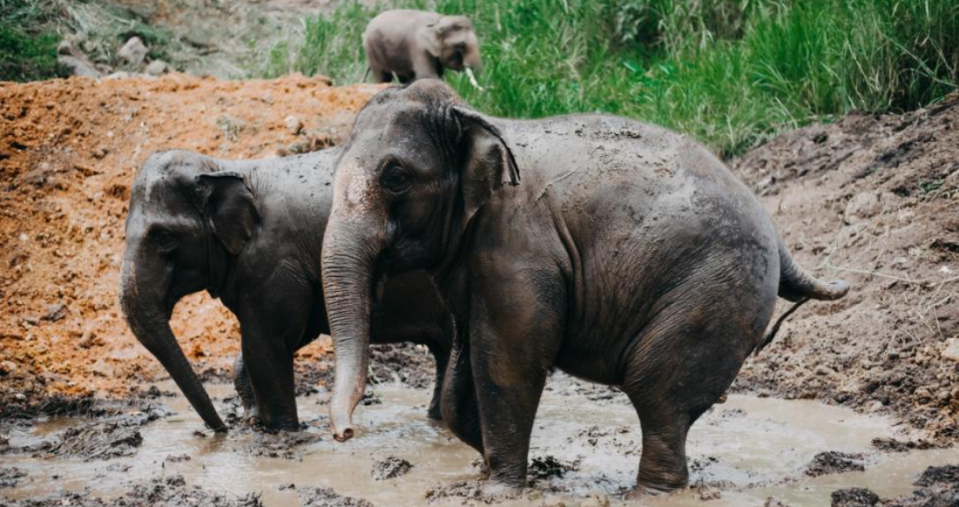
[0,74,382,406]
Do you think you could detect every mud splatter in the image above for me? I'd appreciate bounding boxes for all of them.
[370,456,413,481]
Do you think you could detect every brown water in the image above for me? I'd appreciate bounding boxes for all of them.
[3,375,956,506]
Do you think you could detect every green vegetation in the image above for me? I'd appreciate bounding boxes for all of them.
[267,0,959,156]
[0,0,64,81]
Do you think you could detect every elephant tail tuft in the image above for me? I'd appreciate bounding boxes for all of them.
[755,240,850,353]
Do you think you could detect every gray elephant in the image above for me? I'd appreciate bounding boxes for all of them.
[318,81,849,495]
[118,148,452,432]
[363,9,481,84]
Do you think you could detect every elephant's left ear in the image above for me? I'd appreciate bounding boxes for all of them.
[194,172,260,255]
[452,106,520,226]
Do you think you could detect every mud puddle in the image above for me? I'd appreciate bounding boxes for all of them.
[2,375,956,506]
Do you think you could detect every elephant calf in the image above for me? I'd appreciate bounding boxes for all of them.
[319,80,850,495]
[363,9,481,84]
[119,148,452,432]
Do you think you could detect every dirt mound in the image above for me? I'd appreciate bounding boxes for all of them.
[733,91,959,442]
[0,74,382,417]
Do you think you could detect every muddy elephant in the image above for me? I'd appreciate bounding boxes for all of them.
[118,148,452,433]
[363,9,481,84]
[318,80,849,495]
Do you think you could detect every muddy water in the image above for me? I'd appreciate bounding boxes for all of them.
[3,375,957,506]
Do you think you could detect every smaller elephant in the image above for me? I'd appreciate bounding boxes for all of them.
[119,148,452,432]
[363,9,481,84]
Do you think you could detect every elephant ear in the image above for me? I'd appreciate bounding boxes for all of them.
[194,172,259,255]
[417,19,444,57]
[453,106,520,226]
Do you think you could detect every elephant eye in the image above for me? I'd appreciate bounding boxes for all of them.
[149,228,177,252]
[381,165,412,194]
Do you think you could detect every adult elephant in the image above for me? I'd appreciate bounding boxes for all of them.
[118,148,452,433]
[320,80,849,495]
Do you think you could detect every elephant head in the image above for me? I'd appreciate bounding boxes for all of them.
[322,80,517,441]
[119,151,259,432]
[419,15,482,73]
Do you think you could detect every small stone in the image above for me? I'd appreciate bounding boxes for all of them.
[940,338,959,362]
[118,37,148,67]
[285,115,304,136]
[843,192,881,224]
[43,303,67,322]
[144,60,168,76]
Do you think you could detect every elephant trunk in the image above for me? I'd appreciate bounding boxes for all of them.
[119,252,226,432]
[321,213,382,442]
[464,40,482,73]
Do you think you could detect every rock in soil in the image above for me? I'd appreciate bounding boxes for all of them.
[370,456,413,481]
[118,36,148,67]
[805,451,866,477]
[297,486,374,507]
[831,488,880,507]
[0,466,27,488]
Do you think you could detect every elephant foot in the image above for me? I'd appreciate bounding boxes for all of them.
[625,481,685,500]
[474,481,524,502]
[426,402,444,421]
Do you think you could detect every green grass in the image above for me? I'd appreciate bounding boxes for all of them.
[0,0,65,81]
[267,0,958,156]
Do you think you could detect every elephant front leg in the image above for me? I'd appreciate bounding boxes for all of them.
[238,296,311,432]
[469,270,566,487]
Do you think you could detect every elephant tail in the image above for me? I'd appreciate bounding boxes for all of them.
[755,240,849,353]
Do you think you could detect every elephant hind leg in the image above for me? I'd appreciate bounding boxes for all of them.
[621,308,759,496]
[426,343,449,421]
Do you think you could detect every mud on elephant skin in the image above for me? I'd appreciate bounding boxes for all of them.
[319,80,849,495]
[119,147,452,433]
[363,9,481,84]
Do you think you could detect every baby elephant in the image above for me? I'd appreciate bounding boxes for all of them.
[119,148,452,432]
[364,9,481,83]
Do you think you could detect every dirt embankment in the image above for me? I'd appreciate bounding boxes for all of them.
[0,74,382,418]
[733,92,959,441]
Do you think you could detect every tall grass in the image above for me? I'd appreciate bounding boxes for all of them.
[266,0,959,156]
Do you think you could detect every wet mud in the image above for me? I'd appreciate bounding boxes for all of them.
[4,374,959,507]
[804,452,867,477]
[370,456,413,481]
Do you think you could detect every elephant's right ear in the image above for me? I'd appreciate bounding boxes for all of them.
[453,106,520,226]
[417,22,443,58]
[194,172,259,255]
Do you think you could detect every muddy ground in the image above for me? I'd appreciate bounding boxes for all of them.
[1,75,958,505]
